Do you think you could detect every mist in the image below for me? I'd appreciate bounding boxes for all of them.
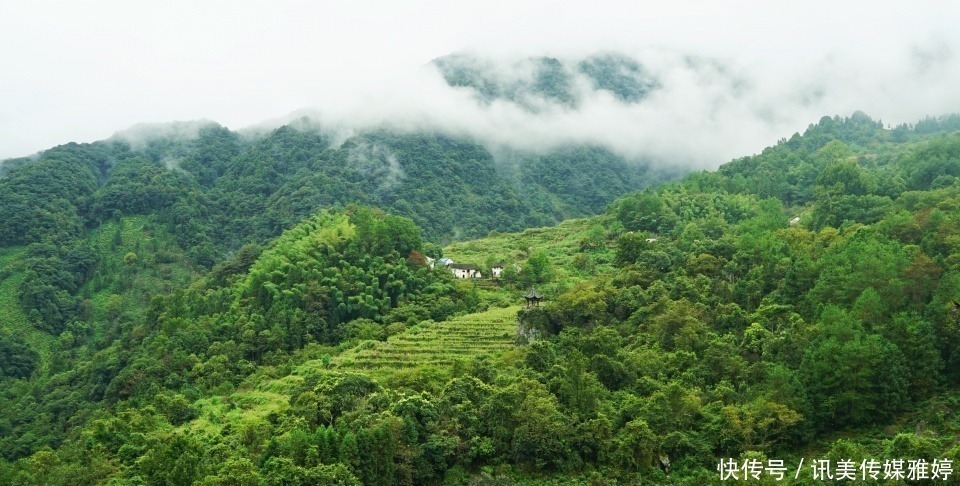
[2,1,959,168]
[252,41,960,168]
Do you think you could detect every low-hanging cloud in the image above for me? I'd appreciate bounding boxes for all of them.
[111,119,218,151]
[251,40,960,170]
[345,140,405,192]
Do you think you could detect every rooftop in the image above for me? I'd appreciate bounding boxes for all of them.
[449,263,479,270]
[524,287,543,300]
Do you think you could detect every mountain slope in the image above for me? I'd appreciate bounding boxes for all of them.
[4,112,960,484]
[431,51,661,109]
[0,122,668,258]
[332,305,521,381]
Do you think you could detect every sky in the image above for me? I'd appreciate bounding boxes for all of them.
[1,1,959,166]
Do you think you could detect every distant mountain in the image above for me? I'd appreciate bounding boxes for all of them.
[431,51,660,110]
[0,120,674,266]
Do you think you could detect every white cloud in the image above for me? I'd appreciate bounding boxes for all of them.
[1,1,959,167]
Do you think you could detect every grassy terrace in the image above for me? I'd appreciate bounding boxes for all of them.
[0,246,56,369]
[442,217,617,300]
[182,305,524,437]
[443,217,611,275]
[331,305,522,380]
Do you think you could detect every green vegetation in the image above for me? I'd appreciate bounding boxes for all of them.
[432,51,660,107]
[0,122,666,264]
[0,247,54,370]
[432,53,580,107]
[444,217,616,295]
[332,305,521,381]
[577,52,660,103]
[3,112,960,483]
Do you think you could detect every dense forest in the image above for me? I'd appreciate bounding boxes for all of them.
[0,122,665,258]
[2,112,960,483]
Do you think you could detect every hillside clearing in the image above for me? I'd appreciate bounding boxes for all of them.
[328,305,522,381]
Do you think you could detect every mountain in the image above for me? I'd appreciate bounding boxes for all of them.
[431,51,661,110]
[0,121,671,258]
[3,112,960,483]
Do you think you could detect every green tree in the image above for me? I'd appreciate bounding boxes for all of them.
[520,250,554,287]
[511,381,571,470]
[800,307,909,428]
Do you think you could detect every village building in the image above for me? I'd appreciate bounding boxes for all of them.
[431,257,453,269]
[449,263,482,279]
[490,262,522,278]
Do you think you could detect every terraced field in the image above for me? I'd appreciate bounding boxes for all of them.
[0,246,55,368]
[331,305,522,379]
[180,306,524,438]
[443,217,615,283]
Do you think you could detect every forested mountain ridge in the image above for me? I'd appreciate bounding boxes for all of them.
[0,121,668,346]
[432,51,662,109]
[0,121,667,256]
[3,112,960,483]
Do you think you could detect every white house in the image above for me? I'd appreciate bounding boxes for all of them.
[449,263,482,279]
[491,263,521,278]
